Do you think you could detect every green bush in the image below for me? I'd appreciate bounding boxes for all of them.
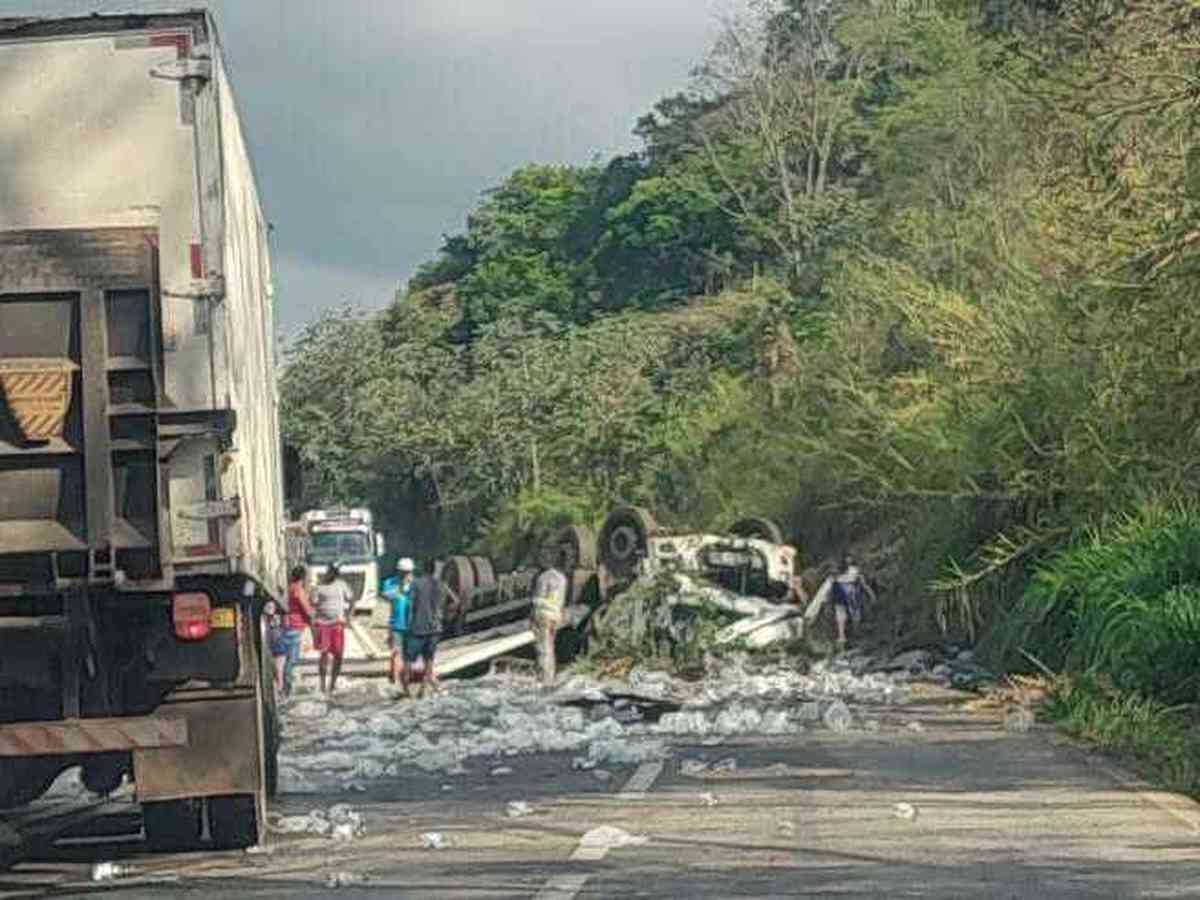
[993,503,1200,705]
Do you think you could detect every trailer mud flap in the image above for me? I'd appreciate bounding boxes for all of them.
[132,696,260,802]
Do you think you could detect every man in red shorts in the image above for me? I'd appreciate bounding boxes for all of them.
[313,561,354,695]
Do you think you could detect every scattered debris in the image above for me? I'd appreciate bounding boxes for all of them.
[906,721,925,734]
[680,758,709,777]
[490,766,514,777]
[244,844,273,856]
[592,769,613,783]
[326,872,367,888]
[1004,706,1035,733]
[710,756,738,775]
[700,791,718,806]
[822,700,853,733]
[778,820,796,837]
[505,801,534,819]
[420,832,449,850]
[893,802,918,821]
[91,863,128,882]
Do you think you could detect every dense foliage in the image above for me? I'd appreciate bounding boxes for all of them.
[282,0,1200,665]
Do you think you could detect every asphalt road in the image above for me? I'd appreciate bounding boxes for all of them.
[4,689,1200,898]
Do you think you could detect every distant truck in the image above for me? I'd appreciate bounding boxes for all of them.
[299,508,385,614]
[0,12,284,851]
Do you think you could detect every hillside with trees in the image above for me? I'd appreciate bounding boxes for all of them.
[282,0,1200,766]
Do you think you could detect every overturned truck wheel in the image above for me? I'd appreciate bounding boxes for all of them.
[442,556,476,636]
[556,524,597,571]
[727,515,785,545]
[598,506,658,579]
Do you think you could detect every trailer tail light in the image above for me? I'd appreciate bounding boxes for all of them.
[172,592,211,641]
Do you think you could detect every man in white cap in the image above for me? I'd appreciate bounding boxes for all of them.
[383,557,415,689]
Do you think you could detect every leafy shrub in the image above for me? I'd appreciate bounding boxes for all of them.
[993,503,1200,705]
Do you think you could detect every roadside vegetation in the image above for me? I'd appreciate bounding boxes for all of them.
[281,1,1200,783]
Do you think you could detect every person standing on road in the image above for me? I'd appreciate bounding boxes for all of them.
[314,561,354,695]
[283,565,314,696]
[264,598,289,701]
[403,558,446,698]
[383,557,415,688]
[531,548,569,685]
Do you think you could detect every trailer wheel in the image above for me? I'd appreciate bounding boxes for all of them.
[469,556,496,593]
[143,799,203,853]
[442,556,476,636]
[209,794,257,850]
[728,516,785,545]
[556,524,597,571]
[599,507,657,578]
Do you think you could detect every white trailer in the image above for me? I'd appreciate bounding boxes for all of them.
[0,11,285,851]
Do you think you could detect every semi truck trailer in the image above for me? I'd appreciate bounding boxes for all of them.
[0,11,284,850]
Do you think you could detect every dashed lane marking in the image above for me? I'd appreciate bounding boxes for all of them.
[533,761,665,898]
[616,760,664,800]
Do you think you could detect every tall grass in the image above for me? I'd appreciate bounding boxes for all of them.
[990,503,1200,705]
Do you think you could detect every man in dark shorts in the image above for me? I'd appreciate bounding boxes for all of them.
[402,558,447,698]
[313,561,354,695]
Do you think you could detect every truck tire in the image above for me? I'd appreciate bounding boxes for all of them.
[556,524,597,571]
[469,556,496,593]
[143,799,203,853]
[442,556,476,636]
[599,507,658,578]
[728,516,785,545]
[209,794,257,850]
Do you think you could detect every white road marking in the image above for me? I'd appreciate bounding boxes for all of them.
[616,760,664,799]
[533,764,664,898]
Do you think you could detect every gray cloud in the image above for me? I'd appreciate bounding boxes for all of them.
[0,0,720,335]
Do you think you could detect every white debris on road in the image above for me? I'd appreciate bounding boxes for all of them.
[276,653,924,794]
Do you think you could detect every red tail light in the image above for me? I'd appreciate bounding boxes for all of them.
[173,592,212,641]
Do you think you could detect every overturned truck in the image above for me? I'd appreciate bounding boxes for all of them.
[0,12,284,850]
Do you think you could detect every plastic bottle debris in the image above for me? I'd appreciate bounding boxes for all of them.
[244,844,273,856]
[778,820,796,837]
[91,863,127,882]
[893,802,918,821]
[421,832,450,850]
[326,872,367,888]
[709,756,737,775]
[1004,706,1034,733]
[906,721,925,734]
[572,756,597,771]
[699,791,718,807]
[680,758,708,777]
[822,700,852,733]
[490,766,514,776]
[506,801,534,818]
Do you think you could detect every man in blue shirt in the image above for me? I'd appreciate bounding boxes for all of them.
[383,557,415,689]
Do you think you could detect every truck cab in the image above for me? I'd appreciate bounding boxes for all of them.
[301,509,385,613]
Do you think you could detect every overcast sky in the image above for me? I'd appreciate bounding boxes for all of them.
[2,1,721,336]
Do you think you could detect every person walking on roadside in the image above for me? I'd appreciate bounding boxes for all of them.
[283,565,314,696]
[803,554,877,647]
[313,561,354,695]
[531,547,569,685]
[383,557,415,688]
[829,554,875,646]
[403,558,447,698]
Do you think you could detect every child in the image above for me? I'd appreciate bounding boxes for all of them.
[264,599,289,700]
